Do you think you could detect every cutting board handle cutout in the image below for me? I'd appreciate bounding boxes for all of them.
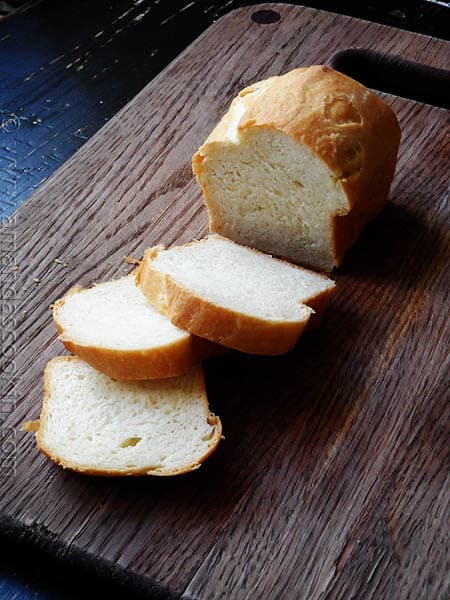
[329,48,450,109]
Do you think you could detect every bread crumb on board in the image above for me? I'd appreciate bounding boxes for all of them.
[21,420,40,432]
[53,258,69,267]
[124,255,141,265]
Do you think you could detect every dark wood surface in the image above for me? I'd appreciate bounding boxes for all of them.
[1,0,449,221]
[1,4,449,598]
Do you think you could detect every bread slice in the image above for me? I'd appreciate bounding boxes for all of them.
[53,274,218,380]
[136,235,335,355]
[25,356,222,476]
[193,65,401,272]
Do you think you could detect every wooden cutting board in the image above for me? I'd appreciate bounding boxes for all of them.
[1,4,448,599]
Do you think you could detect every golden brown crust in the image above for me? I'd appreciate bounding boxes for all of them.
[303,286,336,330]
[52,279,220,380]
[33,356,222,476]
[137,244,334,355]
[56,336,210,381]
[193,65,401,269]
[332,152,397,264]
[21,420,40,432]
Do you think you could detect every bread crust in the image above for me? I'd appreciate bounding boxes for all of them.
[193,65,401,270]
[53,278,220,380]
[33,356,222,477]
[136,243,335,355]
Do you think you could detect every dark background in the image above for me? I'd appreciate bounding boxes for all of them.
[1,0,449,218]
[0,1,448,598]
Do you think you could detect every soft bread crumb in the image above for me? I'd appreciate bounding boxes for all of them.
[139,235,335,354]
[54,275,189,351]
[31,357,222,476]
[52,274,218,380]
[193,66,400,271]
[150,235,334,322]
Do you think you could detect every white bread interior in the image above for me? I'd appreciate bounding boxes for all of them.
[137,235,335,354]
[193,66,401,272]
[53,274,217,380]
[55,274,189,350]
[31,357,222,476]
[196,128,347,270]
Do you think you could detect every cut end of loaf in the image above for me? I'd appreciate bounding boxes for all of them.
[34,357,222,476]
[193,65,401,272]
[195,128,348,272]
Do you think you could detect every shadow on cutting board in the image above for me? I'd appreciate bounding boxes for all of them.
[341,202,445,290]
[8,192,444,600]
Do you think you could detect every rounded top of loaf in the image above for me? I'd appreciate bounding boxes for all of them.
[195,65,401,205]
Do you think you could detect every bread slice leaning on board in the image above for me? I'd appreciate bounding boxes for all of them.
[193,65,401,272]
[136,235,335,355]
[23,357,222,476]
[53,274,219,380]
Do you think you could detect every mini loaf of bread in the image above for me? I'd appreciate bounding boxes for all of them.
[193,65,401,272]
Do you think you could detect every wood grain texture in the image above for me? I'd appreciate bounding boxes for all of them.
[1,3,449,598]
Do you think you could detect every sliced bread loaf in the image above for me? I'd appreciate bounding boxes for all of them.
[136,235,335,355]
[53,274,217,380]
[24,356,222,476]
[193,65,401,272]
